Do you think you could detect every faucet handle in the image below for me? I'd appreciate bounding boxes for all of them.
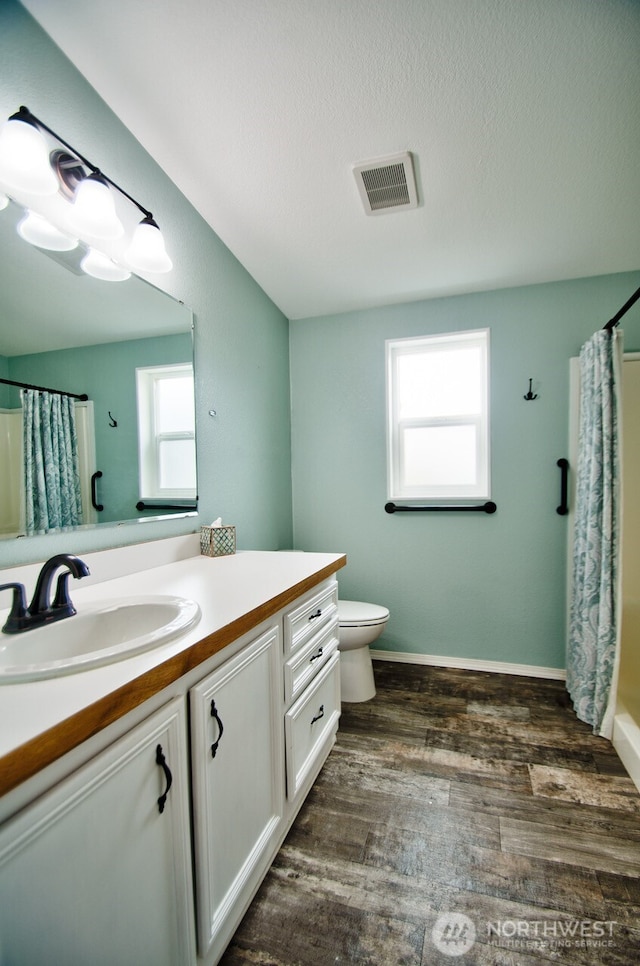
[0,582,28,634]
[52,571,77,619]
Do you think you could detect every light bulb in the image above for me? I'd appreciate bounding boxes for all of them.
[69,172,124,239]
[0,111,58,196]
[124,215,173,273]
[81,248,131,282]
[18,210,78,251]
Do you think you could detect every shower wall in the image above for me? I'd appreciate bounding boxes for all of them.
[0,410,22,536]
[619,355,640,720]
[611,354,640,792]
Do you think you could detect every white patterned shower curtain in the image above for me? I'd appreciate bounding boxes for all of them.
[23,389,83,534]
[567,328,623,738]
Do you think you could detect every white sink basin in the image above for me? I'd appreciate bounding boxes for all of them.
[0,595,201,683]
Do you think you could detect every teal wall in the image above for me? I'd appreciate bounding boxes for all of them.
[0,1,293,565]
[290,271,640,670]
[7,334,192,524]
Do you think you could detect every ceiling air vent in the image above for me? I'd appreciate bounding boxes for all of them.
[353,152,418,215]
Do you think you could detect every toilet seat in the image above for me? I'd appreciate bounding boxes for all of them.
[338,600,389,627]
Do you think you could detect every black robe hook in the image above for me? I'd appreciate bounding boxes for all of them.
[524,378,538,401]
[108,411,118,427]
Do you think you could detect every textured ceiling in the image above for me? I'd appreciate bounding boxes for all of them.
[20,0,640,320]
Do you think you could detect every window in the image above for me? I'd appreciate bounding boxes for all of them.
[136,363,196,501]
[386,329,490,501]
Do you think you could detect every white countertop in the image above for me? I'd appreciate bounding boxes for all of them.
[0,544,346,782]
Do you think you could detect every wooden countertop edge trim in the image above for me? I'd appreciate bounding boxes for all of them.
[0,554,347,797]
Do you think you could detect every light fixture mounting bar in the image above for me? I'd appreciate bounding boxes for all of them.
[18,105,153,219]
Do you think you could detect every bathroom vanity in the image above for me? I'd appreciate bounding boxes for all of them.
[0,537,346,966]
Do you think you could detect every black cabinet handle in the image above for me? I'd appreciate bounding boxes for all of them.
[311,704,325,725]
[557,458,569,516]
[308,608,322,621]
[210,699,224,758]
[310,647,324,663]
[155,744,173,814]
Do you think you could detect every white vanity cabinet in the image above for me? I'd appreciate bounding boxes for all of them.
[189,624,284,964]
[0,697,195,966]
[0,552,347,966]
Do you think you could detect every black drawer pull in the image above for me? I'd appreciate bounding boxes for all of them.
[308,608,322,621]
[210,699,224,758]
[311,704,325,725]
[310,647,324,663]
[155,744,173,814]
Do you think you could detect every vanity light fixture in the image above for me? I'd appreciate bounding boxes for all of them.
[0,106,172,276]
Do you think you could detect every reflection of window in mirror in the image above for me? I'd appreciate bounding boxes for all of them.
[136,364,197,501]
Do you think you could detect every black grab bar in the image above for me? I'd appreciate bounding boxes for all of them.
[385,501,497,514]
[91,471,103,512]
[557,459,569,515]
[136,501,198,512]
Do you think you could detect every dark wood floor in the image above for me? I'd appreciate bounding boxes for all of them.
[220,661,640,965]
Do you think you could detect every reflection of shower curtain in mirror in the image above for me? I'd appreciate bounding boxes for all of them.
[22,389,83,534]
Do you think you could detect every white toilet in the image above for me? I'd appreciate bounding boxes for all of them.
[337,600,389,702]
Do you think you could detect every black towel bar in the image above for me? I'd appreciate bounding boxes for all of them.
[385,501,497,514]
[136,501,198,512]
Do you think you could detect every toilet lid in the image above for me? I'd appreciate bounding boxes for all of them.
[338,600,389,627]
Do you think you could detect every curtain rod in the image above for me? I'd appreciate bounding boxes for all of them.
[0,377,88,401]
[603,284,640,331]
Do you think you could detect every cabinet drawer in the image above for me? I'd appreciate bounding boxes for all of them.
[284,651,340,801]
[284,615,339,706]
[284,579,338,656]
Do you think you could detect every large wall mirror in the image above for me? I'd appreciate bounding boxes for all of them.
[0,198,197,541]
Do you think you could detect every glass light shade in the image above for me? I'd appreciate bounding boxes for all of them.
[81,248,131,282]
[0,193,8,211]
[69,173,124,239]
[18,210,78,251]
[0,116,58,196]
[125,217,173,273]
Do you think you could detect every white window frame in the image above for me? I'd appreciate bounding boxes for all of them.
[386,328,490,501]
[136,363,196,501]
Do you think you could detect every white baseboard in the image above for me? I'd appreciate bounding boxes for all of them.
[370,648,566,681]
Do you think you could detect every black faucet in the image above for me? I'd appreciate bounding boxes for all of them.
[0,554,90,634]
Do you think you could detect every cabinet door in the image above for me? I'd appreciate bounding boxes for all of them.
[0,697,195,966]
[190,625,284,960]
